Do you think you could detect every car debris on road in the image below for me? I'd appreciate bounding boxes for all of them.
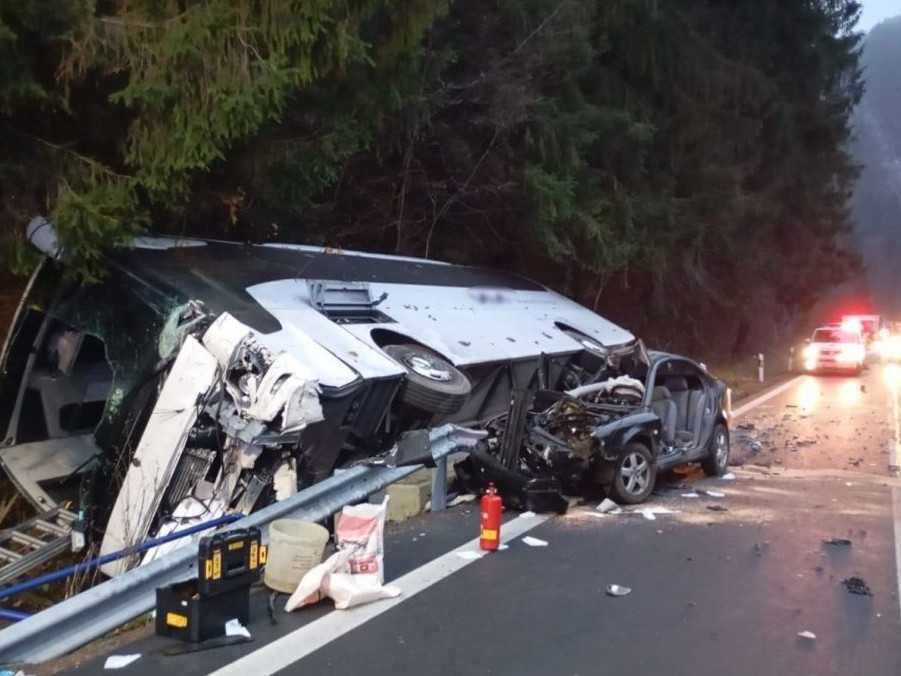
[842,576,873,596]
[605,584,632,597]
[521,536,549,547]
[103,654,141,669]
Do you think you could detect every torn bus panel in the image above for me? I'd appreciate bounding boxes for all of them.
[99,335,218,574]
[101,312,324,575]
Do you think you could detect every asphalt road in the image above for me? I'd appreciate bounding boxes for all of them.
[58,364,901,675]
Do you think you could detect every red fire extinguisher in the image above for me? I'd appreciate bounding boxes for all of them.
[480,483,503,551]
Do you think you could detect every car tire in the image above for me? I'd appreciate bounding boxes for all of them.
[608,442,656,504]
[383,343,472,415]
[701,422,730,477]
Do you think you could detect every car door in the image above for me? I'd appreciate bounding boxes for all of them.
[648,357,713,460]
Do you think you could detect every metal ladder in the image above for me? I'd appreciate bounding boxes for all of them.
[0,507,77,585]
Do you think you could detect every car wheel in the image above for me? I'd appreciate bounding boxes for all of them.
[382,343,472,415]
[701,423,730,477]
[608,442,656,504]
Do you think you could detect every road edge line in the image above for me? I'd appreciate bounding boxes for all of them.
[731,375,804,419]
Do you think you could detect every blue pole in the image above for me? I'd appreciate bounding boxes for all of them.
[0,513,242,602]
[0,608,30,622]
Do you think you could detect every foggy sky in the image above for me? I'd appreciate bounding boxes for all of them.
[859,0,900,32]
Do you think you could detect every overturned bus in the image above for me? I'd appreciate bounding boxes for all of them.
[2,217,665,577]
[2,218,732,580]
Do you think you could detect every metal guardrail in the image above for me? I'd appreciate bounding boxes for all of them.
[0,425,485,665]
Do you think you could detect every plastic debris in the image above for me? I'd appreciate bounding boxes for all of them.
[639,506,677,520]
[449,493,477,506]
[455,550,485,561]
[520,511,538,518]
[521,536,549,547]
[596,498,622,514]
[225,618,251,639]
[822,538,852,547]
[606,584,632,597]
[702,490,726,498]
[722,473,736,481]
[842,576,873,596]
[797,630,816,641]
[104,655,141,670]
[681,493,700,499]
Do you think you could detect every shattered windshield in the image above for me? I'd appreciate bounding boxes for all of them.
[48,267,183,446]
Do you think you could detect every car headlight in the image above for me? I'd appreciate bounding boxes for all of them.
[803,345,817,360]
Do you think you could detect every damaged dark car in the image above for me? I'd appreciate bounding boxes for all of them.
[456,346,732,511]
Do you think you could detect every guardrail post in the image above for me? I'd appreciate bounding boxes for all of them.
[757,353,765,383]
[788,347,794,373]
[431,456,448,512]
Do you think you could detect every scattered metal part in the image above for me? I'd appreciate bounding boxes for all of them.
[797,630,816,641]
[706,505,728,512]
[822,538,852,547]
[842,576,872,596]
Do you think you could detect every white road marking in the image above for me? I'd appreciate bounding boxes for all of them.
[889,377,900,470]
[211,513,550,676]
[893,488,901,622]
[731,375,804,419]
[887,375,901,620]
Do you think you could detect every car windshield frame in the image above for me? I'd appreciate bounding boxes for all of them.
[812,329,859,344]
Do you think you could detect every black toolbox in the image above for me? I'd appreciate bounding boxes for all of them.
[198,527,265,595]
[155,527,264,643]
[155,578,250,643]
